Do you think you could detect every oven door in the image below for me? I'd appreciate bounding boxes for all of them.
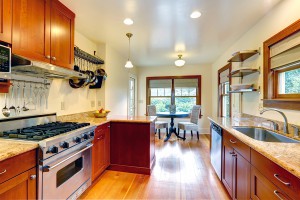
[41,143,92,199]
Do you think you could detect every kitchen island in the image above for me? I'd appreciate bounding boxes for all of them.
[58,113,157,175]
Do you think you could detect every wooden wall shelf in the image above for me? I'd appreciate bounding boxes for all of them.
[229,68,260,77]
[228,88,259,93]
[228,50,259,62]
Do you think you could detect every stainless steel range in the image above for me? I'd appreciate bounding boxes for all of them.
[0,113,95,199]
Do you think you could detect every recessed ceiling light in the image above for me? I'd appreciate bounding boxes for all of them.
[123,18,134,25]
[190,11,201,19]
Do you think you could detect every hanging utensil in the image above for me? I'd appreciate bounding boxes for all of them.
[16,82,21,115]
[9,82,16,112]
[2,93,10,117]
[22,82,29,111]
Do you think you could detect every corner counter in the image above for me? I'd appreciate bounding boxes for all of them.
[0,140,38,162]
[208,116,300,179]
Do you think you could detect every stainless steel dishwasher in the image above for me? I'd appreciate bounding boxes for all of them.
[210,122,222,180]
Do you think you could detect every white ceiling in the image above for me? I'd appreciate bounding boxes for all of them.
[60,0,282,67]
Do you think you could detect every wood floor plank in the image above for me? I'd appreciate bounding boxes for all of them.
[80,134,230,200]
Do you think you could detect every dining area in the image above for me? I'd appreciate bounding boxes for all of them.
[147,104,201,142]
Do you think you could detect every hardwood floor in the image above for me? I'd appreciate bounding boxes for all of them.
[80,134,230,199]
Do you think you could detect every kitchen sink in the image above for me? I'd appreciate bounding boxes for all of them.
[232,127,300,143]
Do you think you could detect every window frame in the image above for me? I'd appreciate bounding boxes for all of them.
[263,19,300,110]
[218,63,231,117]
[146,75,201,116]
[274,65,300,99]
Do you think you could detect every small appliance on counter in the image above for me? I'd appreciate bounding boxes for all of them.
[0,113,96,199]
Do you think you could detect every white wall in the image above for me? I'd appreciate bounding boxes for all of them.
[212,0,300,125]
[104,45,138,116]
[0,31,106,119]
[137,64,212,132]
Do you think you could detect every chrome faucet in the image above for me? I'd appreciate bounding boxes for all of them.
[260,108,289,134]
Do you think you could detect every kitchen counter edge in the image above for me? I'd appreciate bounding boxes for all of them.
[208,116,300,180]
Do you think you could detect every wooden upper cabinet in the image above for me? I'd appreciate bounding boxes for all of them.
[12,0,50,62]
[12,0,74,69]
[0,0,12,44]
[50,0,74,69]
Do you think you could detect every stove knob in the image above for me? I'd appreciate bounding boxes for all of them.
[90,131,94,137]
[74,137,81,143]
[60,141,69,149]
[83,134,89,140]
[47,146,58,154]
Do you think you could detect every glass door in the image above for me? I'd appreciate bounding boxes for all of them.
[128,76,136,116]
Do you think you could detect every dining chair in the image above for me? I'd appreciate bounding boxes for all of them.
[177,105,201,140]
[147,105,168,139]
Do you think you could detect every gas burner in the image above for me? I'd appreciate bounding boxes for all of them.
[0,121,91,141]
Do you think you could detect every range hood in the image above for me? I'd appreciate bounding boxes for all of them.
[11,54,86,79]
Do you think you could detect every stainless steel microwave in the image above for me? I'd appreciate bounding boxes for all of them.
[0,44,11,73]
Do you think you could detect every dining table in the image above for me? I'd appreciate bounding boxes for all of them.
[156,112,190,142]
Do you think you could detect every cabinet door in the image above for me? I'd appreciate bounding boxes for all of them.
[104,124,110,167]
[92,126,106,181]
[12,0,50,62]
[251,166,291,200]
[233,151,250,200]
[0,0,12,43]
[50,0,74,69]
[222,141,234,198]
[0,167,37,199]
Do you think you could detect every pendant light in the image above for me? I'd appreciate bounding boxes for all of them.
[125,33,133,68]
[174,54,185,67]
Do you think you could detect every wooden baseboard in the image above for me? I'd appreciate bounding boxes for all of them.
[108,164,151,175]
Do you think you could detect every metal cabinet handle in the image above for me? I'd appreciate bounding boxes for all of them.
[274,174,291,186]
[273,190,284,200]
[229,151,235,154]
[108,126,110,128]
[45,55,51,59]
[52,57,56,61]
[229,139,237,144]
[0,169,7,175]
[30,175,36,180]
[43,144,93,172]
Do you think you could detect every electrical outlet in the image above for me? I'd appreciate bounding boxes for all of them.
[61,102,65,110]
[98,100,101,107]
[91,100,95,107]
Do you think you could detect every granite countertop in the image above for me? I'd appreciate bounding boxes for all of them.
[208,116,300,179]
[58,112,156,125]
[0,139,38,162]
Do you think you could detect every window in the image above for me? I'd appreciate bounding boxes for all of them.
[218,63,231,117]
[263,19,300,110]
[276,66,300,96]
[146,76,201,113]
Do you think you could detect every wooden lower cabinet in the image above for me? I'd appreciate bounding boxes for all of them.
[234,150,250,200]
[0,167,37,199]
[218,126,300,200]
[222,140,250,200]
[109,121,155,175]
[251,166,291,200]
[92,122,110,181]
[222,141,234,198]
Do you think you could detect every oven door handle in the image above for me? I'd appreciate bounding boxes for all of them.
[42,144,93,172]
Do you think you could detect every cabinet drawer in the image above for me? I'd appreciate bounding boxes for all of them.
[94,122,110,138]
[0,149,36,184]
[251,166,291,200]
[223,130,250,161]
[251,149,300,200]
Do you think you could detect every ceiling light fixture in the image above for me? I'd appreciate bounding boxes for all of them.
[125,33,133,68]
[174,54,185,67]
[123,18,134,25]
[190,11,201,19]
